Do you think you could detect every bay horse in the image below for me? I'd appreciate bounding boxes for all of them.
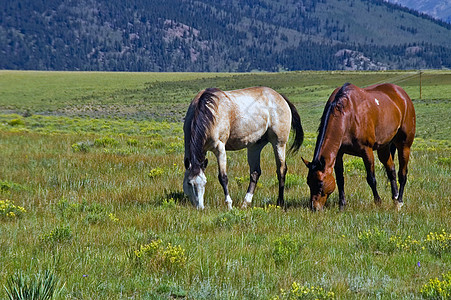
[183,87,304,209]
[303,83,415,211]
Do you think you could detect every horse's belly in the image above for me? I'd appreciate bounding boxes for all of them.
[225,129,268,150]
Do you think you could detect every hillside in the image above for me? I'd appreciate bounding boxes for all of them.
[1,0,451,71]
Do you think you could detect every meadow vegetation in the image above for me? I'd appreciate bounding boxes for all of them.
[0,70,450,299]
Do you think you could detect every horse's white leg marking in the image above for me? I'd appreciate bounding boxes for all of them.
[241,193,254,209]
[226,195,233,210]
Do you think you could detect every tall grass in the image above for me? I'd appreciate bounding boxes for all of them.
[0,71,449,299]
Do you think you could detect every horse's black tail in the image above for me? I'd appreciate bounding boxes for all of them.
[283,95,304,153]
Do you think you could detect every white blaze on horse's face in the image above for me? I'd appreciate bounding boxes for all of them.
[183,169,207,209]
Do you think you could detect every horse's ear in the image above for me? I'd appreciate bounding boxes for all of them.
[302,157,310,168]
[184,157,190,169]
[202,158,208,170]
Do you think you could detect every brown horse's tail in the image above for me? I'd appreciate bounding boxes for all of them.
[283,95,304,153]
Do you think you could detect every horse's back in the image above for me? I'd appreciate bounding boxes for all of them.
[222,87,287,109]
[364,83,416,141]
[364,83,413,111]
[218,87,292,150]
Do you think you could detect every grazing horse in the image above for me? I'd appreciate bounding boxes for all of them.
[183,87,304,209]
[303,83,415,211]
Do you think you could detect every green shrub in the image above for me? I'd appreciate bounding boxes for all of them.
[161,198,176,209]
[127,138,139,146]
[154,282,187,298]
[389,234,422,253]
[8,118,25,126]
[71,141,92,153]
[40,225,72,245]
[94,137,119,147]
[274,281,335,299]
[0,181,25,193]
[213,209,248,229]
[148,168,164,178]
[131,239,187,272]
[357,227,395,254]
[420,271,451,299]
[436,157,451,167]
[0,199,26,219]
[425,230,451,257]
[4,270,62,300]
[273,235,299,265]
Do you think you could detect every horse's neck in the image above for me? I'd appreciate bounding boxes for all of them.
[317,114,347,168]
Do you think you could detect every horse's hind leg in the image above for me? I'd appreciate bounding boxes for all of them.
[272,142,287,208]
[377,144,399,202]
[242,143,265,209]
[362,148,382,205]
[395,144,412,210]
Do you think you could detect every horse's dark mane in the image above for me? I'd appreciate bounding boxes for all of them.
[189,88,220,172]
[313,83,351,163]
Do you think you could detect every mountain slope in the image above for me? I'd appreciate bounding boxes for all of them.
[386,0,451,23]
[1,0,450,71]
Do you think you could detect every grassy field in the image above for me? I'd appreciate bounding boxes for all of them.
[0,70,450,299]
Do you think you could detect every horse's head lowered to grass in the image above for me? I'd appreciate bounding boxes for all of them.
[183,157,208,209]
[183,88,218,209]
[302,157,336,211]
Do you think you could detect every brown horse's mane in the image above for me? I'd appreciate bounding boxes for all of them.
[189,88,220,171]
[312,83,351,165]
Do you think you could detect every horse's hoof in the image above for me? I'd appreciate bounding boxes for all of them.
[394,201,404,211]
[241,201,251,209]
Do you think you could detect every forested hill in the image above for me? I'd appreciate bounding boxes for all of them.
[1,0,451,72]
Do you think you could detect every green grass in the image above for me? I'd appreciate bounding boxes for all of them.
[0,70,450,299]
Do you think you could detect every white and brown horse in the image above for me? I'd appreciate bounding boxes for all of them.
[183,87,304,209]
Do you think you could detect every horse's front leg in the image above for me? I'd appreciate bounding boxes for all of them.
[214,144,233,210]
[362,148,381,205]
[242,144,264,209]
[334,151,346,210]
